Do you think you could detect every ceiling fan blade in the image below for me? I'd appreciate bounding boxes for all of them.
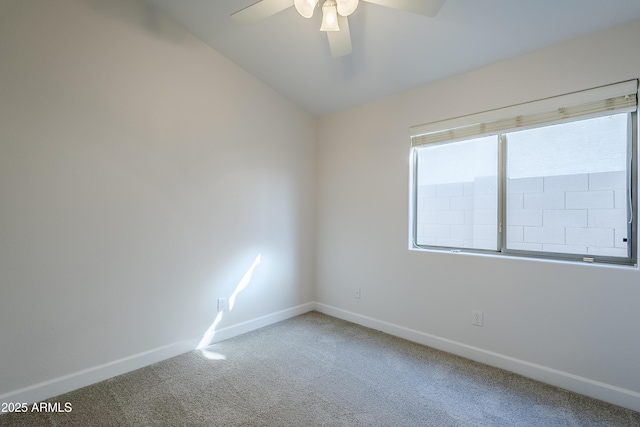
[327,15,353,57]
[231,0,294,24]
[361,0,446,17]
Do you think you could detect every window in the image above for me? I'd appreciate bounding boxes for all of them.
[410,81,638,265]
[415,136,499,250]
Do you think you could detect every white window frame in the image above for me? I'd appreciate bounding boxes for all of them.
[409,81,638,266]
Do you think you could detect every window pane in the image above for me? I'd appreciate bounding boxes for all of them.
[505,114,629,257]
[416,136,498,250]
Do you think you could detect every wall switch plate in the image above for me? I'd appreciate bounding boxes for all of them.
[472,310,483,327]
[217,297,227,313]
[354,288,361,299]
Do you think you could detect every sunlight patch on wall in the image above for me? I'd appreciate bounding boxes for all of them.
[229,254,261,311]
[196,253,262,352]
[197,311,223,351]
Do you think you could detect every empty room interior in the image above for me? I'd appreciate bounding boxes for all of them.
[1,0,640,424]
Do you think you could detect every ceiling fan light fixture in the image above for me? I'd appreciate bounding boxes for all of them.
[293,0,319,19]
[336,0,358,16]
[320,0,340,31]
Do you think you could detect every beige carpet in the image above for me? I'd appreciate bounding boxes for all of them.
[1,311,639,426]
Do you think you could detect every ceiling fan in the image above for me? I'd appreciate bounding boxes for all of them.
[231,0,446,57]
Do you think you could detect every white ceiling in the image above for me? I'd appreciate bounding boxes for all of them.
[146,0,640,116]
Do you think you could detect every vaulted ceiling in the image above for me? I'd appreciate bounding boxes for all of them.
[146,0,640,116]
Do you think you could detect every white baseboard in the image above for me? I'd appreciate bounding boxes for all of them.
[0,302,315,407]
[0,340,195,408]
[4,302,637,413]
[314,303,640,413]
[209,302,315,344]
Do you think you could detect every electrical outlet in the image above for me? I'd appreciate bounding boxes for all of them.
[354,288,361,299]
[217,297,227,313]
[472,310,483,327]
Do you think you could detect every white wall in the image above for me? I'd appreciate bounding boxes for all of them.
[316,19,640,410]
[0,0,316,398]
